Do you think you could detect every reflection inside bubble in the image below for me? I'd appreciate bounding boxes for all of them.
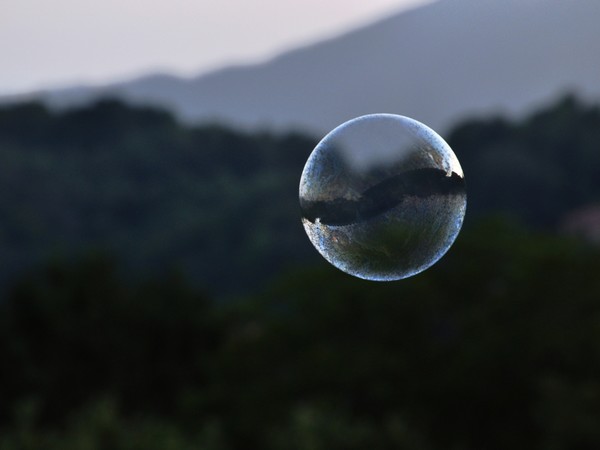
[299,114,466,281]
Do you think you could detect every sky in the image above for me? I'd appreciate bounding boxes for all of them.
[1,0,431,95]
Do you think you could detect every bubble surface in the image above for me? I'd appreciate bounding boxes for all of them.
[299,114,466,281]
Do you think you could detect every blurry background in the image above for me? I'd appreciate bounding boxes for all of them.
[1,0,600,448]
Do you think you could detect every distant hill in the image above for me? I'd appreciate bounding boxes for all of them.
[4,0,600,134]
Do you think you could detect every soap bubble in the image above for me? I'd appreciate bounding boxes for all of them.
[299,114,466,281]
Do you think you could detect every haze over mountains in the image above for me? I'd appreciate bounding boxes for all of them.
[7,0,600,134]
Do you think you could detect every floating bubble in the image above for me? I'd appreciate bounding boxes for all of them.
[299,114,466,281]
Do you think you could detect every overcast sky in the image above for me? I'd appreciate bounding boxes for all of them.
[1,0,431,95]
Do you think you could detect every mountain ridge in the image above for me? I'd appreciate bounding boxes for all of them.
[4,0,600,134]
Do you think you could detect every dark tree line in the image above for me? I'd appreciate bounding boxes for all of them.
[0,99,318,298]
[447,94,600,227]
[0,95,599,298]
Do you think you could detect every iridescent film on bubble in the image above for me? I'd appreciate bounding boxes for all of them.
[299,114,466,281]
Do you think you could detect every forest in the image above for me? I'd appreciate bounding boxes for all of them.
[0,96,599,449]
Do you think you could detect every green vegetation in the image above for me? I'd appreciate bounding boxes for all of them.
[0,99,317,297]
[0,95,600,448]
[448,94,600,227]
[0,220,599,449]
[0,95,599,297]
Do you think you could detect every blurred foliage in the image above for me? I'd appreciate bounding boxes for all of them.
[1,95,600,447]
[0,99,317,297]
[0,219,600,449]
[447,94,600,227]
[0,95,600,297]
